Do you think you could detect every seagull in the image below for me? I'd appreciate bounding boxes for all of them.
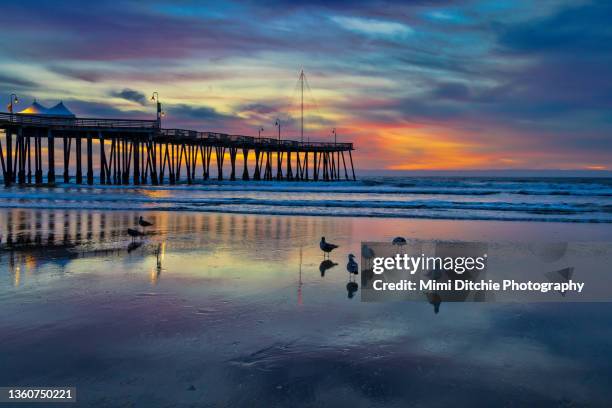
[138,216,153,232]
[127,228,144,241]
[392,237,407,246]
[347,254,359,275]
[320,237,338,258]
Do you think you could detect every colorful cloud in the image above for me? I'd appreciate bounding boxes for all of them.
[0,0,610,170]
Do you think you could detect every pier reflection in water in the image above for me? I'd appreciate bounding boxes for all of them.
[0,208,355,301]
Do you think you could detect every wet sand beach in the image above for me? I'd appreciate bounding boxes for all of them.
[1,208,612,407]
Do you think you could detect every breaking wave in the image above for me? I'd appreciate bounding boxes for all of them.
[0,176,610,222]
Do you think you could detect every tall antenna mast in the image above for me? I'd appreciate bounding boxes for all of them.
[300,68,304,144]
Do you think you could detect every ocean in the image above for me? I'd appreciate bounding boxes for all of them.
[0,176,610,222]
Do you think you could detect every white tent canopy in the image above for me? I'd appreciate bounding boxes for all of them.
[18,100,49,115]
[18,100,75,117]
[46,102,75,117]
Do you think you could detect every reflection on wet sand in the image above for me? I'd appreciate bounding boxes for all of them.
[3,208,606,306]
[423,242,489,312]
[149,243,165,285]
[297,247,303,305]
[318,259,337,277]
[426,292,442,314]
[2,208,612,407]
[127,240,143,252]
[545,267,574,297]
[360,241,490,313]
[1,208,354,299]
[0,208,496,308]
[0,208,348,251]
[346,279,359,299]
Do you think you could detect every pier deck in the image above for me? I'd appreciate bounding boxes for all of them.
[0,113,355,186]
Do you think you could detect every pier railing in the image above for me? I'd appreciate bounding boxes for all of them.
[0,113,158,129]
[161,128,353,150]
[0,113,353,150]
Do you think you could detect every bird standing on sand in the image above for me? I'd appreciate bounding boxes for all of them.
[320,237,338,258]
[127,228,144,241]
[347,254,359,275]
[138,216,153,232]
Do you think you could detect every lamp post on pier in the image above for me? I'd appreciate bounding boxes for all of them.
[258,126,264,138]
[275,119,281,142]
[151,92,163,127]
[332,128,339,180]
[275,119,281,180]
[8,93,19,118]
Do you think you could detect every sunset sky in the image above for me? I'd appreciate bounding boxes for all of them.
[0,0,610,170]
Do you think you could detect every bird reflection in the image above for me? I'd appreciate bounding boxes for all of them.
[319,259,337,277]
[346,254,359,299]
[346,281,359,299]
[127,228,144,242]
[127,241,143,253]
[426,292,442,314]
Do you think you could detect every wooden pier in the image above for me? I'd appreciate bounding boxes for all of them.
[0,113,355,187]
